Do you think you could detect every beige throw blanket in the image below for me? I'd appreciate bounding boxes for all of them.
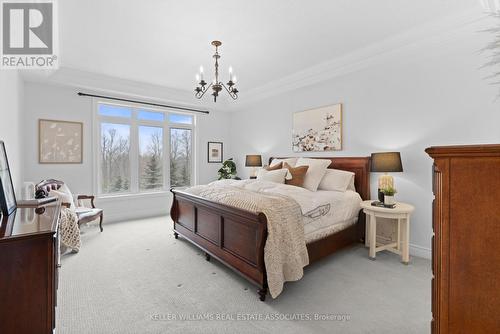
[185,182,309,298]
[60,208,81,252]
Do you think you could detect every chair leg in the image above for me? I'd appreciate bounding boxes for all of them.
[99,213,103,232]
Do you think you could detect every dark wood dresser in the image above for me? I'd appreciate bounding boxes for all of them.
[426,145,500,334]
[0,201,61,334]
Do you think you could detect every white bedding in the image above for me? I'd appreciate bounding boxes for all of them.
[302,190,361,231]
[302,190,361,243]
[204,179,362,242]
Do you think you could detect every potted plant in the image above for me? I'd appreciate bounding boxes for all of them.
[218,158,238,180]
[381,186,397,205]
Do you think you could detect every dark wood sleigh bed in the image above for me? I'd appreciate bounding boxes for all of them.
[170,157,370,301]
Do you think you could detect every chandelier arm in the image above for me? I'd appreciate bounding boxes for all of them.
[222,83,238,100]
[195,83,213,99]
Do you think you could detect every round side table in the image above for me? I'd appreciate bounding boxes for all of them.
[360,200,415,264]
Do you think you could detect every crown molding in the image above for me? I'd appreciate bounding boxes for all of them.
[234,8,487,110]
[20,8,487,113]
[21,67,234,114]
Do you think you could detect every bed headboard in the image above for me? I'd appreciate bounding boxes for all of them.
[269,157,371,200]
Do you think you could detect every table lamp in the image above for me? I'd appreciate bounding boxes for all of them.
[245,155,262,179]
[370,152,403,202]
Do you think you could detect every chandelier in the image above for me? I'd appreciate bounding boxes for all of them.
[194,41,239,102]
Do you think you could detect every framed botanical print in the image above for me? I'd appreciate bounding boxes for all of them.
[39,119,83,164]
[292,103,342,152]
[207,142,223,163]
[0,141,17,215]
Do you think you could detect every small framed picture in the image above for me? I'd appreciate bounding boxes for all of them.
[0,141,17,216]
[207,142,223,163]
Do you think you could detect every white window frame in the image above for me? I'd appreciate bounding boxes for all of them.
[92,99,196,198]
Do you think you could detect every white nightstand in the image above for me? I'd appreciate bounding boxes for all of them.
[360,200,415,264]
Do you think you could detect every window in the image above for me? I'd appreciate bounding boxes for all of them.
[170,128,192,187]
[99,104,132,118]
[100,123,131,193]
[139,126,163,191]
[169,114,193,124]
[95,103,195,196]
[138,110,165,122]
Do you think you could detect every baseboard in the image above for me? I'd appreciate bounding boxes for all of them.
[103,207,169,224]
[410,243,431,259]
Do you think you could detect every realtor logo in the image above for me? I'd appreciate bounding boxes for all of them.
[1,0,58,69]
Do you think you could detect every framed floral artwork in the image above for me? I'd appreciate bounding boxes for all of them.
[39,119,83,163]
[292,103,342,152]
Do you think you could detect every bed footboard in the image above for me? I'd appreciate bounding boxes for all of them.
[170,188,268,298]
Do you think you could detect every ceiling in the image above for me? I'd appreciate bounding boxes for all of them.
[56,0,480,104]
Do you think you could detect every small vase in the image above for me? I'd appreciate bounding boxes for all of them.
[377,189,385,203]
[384,195,395,205]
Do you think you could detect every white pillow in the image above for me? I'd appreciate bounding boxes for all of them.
[347,177,356,191]
[50,184,75,210]
[295,158,331,191]
[256,168,288,184]
[318,169,355,192]
[270,157,298,167]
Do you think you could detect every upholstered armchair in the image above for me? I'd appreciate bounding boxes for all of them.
[36,179,104,232]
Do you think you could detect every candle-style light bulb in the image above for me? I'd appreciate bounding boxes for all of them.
[196,74,200,83]
[233,75,237,83]
[229,66,233,81]
[199,66,204,80]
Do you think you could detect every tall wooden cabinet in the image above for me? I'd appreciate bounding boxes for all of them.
[426,145,500,334]
[0,201,61,334]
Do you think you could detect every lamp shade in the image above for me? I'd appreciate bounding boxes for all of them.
[245,155,262,167]
[371,152,403,172]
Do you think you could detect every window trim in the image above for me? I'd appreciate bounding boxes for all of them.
[92,99,196,198]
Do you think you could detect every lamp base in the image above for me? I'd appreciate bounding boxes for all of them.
[250,167,258,178]
[378,174,394,190]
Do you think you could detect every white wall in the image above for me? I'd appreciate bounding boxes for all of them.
[229,17,500,258]
[18,13,500,256]
[0,71,24,193]
[22,82,231,222]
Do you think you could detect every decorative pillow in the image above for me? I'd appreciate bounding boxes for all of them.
[318,169,355,192]
[347,177,356,191]
[270,157,298,168]
[283,162,309,187]
[256,168,288,184]
[265,162,283,171]
[295,158,331,191]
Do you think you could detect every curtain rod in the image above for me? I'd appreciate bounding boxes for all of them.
[77,92,210,114]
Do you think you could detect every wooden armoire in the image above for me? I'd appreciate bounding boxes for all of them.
[426,144,500,333]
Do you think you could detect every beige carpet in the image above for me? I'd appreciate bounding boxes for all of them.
[57,216,431,334]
